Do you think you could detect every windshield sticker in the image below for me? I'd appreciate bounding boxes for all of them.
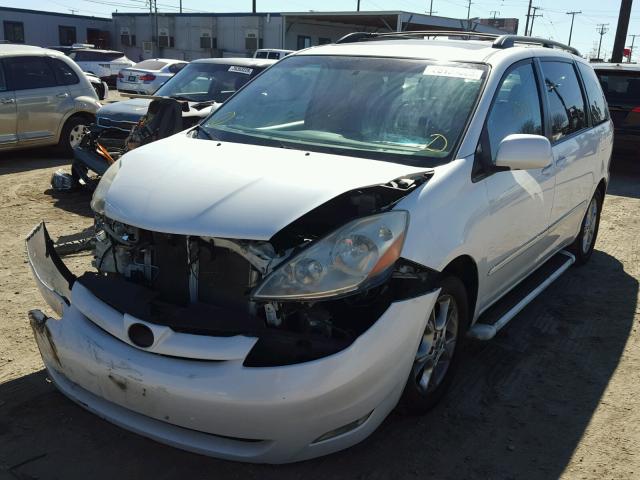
[229,66,253,75]
[423,65,483,80]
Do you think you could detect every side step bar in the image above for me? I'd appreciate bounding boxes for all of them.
[467,250,575,341]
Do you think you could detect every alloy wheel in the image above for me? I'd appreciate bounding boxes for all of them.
[69,124,87,149]
[412,294,459,394]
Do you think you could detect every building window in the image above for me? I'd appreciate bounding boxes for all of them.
[158,34,174,48]
[318,37,331,45]
[200,32,212,49]
[3,21,24,43]
[58,26,76,46]
[245,32,258,51]
[297,35,312,49]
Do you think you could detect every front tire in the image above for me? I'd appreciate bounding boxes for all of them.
[58,116,89,155]
[400,276,468,414]
[571,189,603,266]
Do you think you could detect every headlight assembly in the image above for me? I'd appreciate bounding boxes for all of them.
[90,159,121,215]
[252,211,409,301]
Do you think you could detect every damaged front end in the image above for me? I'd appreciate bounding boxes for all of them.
[28,172,437,367]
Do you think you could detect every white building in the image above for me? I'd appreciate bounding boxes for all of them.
[0,6,112,48]
[112,11,508,61]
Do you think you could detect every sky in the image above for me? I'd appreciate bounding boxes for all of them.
[5,0,640,61]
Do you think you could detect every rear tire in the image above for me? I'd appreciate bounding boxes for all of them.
[399,276,469,414]
[571,189,603,266]
[58,116,90,156]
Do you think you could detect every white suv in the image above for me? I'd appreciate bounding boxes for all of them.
[27,32,612,464]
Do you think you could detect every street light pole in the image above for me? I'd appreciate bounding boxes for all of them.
[566,11,581,46]
[429,0,434,15]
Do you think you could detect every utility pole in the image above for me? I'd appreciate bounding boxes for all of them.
[357,0,360,12]
[629,34,639,62]
[179,0,182,13]
[490,10,499,19]
[429,0,434,15]
[596,23,610,60]
[566,11,581,46]
[529,7,542,36]
[466,0,472,20]
[524,0,533,37]
[611,0,633,63]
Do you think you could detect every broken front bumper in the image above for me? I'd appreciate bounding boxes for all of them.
[26,222,439,464]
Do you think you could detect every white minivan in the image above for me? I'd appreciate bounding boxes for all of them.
[27,32,612,463]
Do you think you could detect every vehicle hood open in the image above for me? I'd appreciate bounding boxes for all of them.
[103,134,427,240]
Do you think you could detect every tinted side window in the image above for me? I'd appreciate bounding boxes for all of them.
[577,63,608,125]
[486,62,543,160]
[50,58,79,85]
[540,61,587,142]
[5,56,57,90]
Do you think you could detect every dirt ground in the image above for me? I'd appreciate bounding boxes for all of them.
[0,149,638,480]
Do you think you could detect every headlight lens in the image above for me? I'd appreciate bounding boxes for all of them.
[90,159,121,215]
[253,211,408,300]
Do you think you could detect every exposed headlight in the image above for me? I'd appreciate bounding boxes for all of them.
[253,211,408,301]
[90,160,121,215]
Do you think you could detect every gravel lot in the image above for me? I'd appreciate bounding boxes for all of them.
[0,148,638,480]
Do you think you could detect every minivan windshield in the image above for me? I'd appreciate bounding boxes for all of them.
[201,55,487,165]
[155,62,264,102]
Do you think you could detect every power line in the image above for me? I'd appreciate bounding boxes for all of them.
[566,11,581,46]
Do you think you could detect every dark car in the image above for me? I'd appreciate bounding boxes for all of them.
[95,57,275,148]
[593,63,640,155]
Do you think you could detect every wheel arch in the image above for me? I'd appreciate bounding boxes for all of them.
[596,177,607,199]
[441,254,478,326]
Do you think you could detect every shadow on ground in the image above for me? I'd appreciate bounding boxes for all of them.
[0,150,72,176]
[0,246,636,480]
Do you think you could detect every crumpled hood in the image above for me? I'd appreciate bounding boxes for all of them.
[104,134,427,240]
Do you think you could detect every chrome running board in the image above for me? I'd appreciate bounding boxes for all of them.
[468,250,575,341]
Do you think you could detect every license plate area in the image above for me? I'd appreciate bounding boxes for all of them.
[128,75,137,82]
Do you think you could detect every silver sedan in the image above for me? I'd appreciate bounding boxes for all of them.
[117,58,187,95]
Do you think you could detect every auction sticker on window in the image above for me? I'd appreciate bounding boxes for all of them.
[229,66,253,75]
[423,65,484,80]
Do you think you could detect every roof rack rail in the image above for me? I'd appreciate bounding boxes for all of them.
[492,35,580,56]
[336,30,501,44]
[335,30,581,56]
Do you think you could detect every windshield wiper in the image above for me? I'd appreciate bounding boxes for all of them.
[170,95,194,101]
[192,124,219,141]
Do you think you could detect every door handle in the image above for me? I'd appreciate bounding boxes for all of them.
[56,92,69,98]
[556,156,567,167]
[0,98,15,104]
[542,164,553,175]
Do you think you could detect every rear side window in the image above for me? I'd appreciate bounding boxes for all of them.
[5,56,57,90]
[254,51,268,59]
[577,63,608,125]
[135,60,167,70]
[267,52,280,59]
[486,62,543,160]
[168,63,186,74]
[595,69,640,106]
[50,58,79,85]
[540,61,587,142]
